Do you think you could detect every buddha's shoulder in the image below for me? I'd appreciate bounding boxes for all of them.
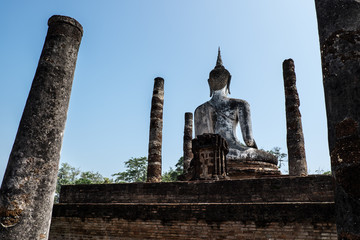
[228,98,250,107]
[195,101,213,113]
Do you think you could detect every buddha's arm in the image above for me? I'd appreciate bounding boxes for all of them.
[239,101,258,149]
[194,103,214,137]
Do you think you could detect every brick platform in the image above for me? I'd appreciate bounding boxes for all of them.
[49,175,336,239]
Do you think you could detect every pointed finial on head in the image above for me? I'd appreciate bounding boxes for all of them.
[216,47,223,67]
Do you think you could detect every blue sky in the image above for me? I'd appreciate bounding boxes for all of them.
[0,1,329,182]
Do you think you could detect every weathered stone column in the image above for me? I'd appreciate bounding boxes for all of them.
[0,15,82,240]
[315,1,360,238]
[183,112,193,173]
[282,59,307,176]
[147,77,164,183]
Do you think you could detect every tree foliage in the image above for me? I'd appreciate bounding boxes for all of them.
[315,169,331,175]
[55,163,111,202]
[162,157,183,182]
[267,147,287,170]
[56,163,80,202]
[112,157,147,183]
[111,156,184,183]
[74,171,110,184]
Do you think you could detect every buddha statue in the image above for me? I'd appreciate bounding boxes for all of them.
[194,49,278,170]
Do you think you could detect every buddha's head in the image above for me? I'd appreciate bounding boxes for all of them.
[208,48,231,97]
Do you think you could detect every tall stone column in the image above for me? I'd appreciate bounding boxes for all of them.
[183,112,193,172]
[315,1,360,238]
[147,77,164,183]
[0,15,82,240]
[282,59,307,176]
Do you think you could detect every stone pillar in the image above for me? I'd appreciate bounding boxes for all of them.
[183,112,193,173]
[147,77,164,183]
[0,15,82,240]
[282,59,307,176]
[315,1,360,238]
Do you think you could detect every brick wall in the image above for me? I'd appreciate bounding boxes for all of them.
[49,202,336,239]
[50,175,336,239]
[60,175,334,203]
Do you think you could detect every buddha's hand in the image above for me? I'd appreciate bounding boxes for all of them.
[245,139,258,149]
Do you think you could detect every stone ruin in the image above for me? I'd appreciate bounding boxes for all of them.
[186,133,229,180]
[2,0,360,238]
[283,59,308,176]
[0,15,83,240]
[180,50,311,182]
[146,77,164,183]
[191,49,280,180]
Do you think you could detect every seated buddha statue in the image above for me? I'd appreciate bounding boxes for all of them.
[194,49,277,166]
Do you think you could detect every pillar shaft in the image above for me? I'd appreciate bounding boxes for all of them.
[0,15,82,240]
[183,112,193,172]
[147,77,164,183]
[282,59,307,176]
[315,1,360,238]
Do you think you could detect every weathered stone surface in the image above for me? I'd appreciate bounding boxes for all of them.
[227,159,281,179]
[0,15,82,240]
[194,49,278,178]
[147,77,164,183]
[189,133,228,180]
[315,0,360,238]
[183,112,193,173]
[282,59,307,176]
[207,48,231,96]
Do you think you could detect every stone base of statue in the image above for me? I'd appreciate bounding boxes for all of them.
[226,148,281,179]
[181,134,229,181]
[180,133,280,181]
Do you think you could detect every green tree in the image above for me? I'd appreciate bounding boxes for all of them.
[55,163,80,202]
[315,168,331,175]
[162,157,183,182]
[55,163,111,202]
[74,171,107,184]
[267,147,287,170]
[112,157,147,183]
